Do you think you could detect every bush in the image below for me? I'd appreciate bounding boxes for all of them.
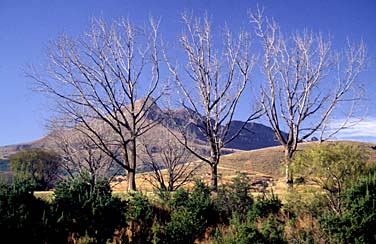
[293,143,367,214]
[214,215,264,244]
[214,191,285,244]
[167,187,190,209]
[258,215,286,244]
[164,207,205,244]
[9,148,61,190]
[0,179,49,243]
[126,191,154,244]
[215,172,254,222]
[320,166,376,243]
[248,191,282,219]
[157,180,215,244]
[50,178,127,244]
[283,188,325,218]
[214,214,286,244]
[283,189,326,243]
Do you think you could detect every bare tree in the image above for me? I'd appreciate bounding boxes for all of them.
[28,17,165,191]
[140,129,199,192]
[166,13,261,191]
[250,9,367,185]
[50,125,120,187]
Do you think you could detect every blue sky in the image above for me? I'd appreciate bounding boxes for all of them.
[1,0,376,146]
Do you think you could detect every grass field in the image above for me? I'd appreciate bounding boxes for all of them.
[31,140,376,202]
[110,140,376,199]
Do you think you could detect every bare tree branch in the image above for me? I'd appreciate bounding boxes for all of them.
[165,12,261,191]
[139,129,200,192]
[28,16,166,191]
[250,8,367,185]
[50,123,121,187]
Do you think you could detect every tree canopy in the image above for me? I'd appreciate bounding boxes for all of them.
[10,148,61,190]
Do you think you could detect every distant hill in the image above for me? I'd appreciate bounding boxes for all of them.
[0,99,283,161]
[225,121,282,150]
[0,136,55,159]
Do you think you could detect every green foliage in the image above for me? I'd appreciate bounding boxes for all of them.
[156,180,214,244]
[215,172,254,222]
[259,215,286,244]
[214,214,264,244]
[214,191,285,244]
[51,178,127,244]
[186,180,213,218]
[249,191,282,219]
[126,191,154,244]
[284,188,324,218]
[320,166,376,244]
[164,207,205,244]
[283,188,326,243]
[0,179,49,243]
[3,155,375,243]
[167,187,190,209]
[214,214,285,244]
[293,143,368,213]
[10,148,61,190]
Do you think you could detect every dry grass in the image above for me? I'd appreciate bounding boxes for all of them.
[31,140,376,205]
[34,191,54,202]
[111,140,376,198]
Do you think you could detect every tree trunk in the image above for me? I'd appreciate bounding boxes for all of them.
[211,164,218,192]
[167,171,174,191]
[127,169,136,191]
[284,147,293,188]
[90,174,96,189]
[128,138,137,191]
[209,143,220,192]
[167,182,173,192]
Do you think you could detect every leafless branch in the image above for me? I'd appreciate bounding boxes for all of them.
[28,16,166,191]
[250,8,367,184]
[165,12,261,191]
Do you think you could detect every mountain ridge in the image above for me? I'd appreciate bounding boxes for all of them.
[0,99,282,160]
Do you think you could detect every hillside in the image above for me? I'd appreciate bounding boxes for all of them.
[112,140,376,192]
[0,99,282,161]
[0,136,55,159]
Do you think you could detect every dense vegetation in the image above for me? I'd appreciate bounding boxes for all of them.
[1,142,375,243]
[9,149,61,190]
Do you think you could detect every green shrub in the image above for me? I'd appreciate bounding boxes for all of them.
[167,187,190,209]
[249,191,282,219]
[214,215,286,244]
[9,148,61,190]
[320,166,376,244]
[283,189,325,243]
[126,191,154,244]
[157,180,214,244]
[0,179,49,243]
[283,187,325,218]
[293,143,368,214]
[213,214,264,244]
[215,172,253,222]
[50,178,127,244]
[165,207,205,243]
[214,191,285,244]
[259,215,286,244]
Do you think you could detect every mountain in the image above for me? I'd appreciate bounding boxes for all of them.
[0,136,55,159]
[160,107,283,151]
[226,121,282,150]
[0,99,282,161]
